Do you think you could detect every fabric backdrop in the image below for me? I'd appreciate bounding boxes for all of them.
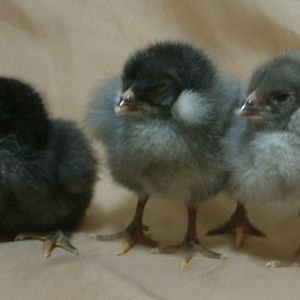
[0,1,300,299]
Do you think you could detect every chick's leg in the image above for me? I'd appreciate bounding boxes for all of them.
[92,196,157,255]
[206,202,267,248]
[156,204,226,269]
[15,230,78,258]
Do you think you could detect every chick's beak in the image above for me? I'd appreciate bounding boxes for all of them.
[236,91,262,117]
[115,89,137,114]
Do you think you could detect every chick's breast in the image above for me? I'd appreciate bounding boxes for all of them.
[229,125,300,203]
[90,86,224,202]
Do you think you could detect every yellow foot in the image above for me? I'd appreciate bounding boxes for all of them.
[154,239,226,269]
[91,224,157,255]
[15,230,78,258]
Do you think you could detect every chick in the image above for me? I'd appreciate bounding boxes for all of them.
[0,77,97,258]
[88,42,240,267]
[219,53,300,267]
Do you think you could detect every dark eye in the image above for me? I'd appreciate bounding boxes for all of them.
[272,93,291,104]
[147,85,166,95]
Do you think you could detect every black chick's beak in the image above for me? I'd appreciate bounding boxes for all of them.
[236,91,262,117]
[114,88,137,114]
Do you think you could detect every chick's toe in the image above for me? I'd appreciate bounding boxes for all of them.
[91,197,157,255]
[15,230,78,258]
[154,204,226,268]
[155,239,226,269]
[207,202,267,248]
[92,223,157,256]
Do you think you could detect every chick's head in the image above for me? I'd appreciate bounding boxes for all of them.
[0,77,49,146]
[237,54,300,127]
[116,42,215,116]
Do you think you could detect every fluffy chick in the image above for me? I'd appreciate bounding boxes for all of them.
[0,77,97,258]
[88,42,239,267]
[222,53,300,267]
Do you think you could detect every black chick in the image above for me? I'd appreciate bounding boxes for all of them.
[0,77,98,258]
[221,53,300,267]
[88,42,240,267]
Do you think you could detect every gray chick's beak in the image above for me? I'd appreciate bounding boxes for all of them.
[114,89,137,114]
[236,91,262,117]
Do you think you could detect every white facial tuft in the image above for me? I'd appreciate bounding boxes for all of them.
[172,89,211,125]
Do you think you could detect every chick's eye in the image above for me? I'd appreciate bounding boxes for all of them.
[272,93,291,104]
[146,85,165,96]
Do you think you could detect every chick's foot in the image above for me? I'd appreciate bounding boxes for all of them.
[154,204,226,269]
[15,230,78,258]
[154,238,226,269]
[92,223,157,255]
[91,196,157,255]
[207,202,267,248]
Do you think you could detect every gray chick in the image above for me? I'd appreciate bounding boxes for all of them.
[220,53,300,267]
[87,41,239,267]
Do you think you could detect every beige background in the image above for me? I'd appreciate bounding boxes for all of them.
[0,1,300,299]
